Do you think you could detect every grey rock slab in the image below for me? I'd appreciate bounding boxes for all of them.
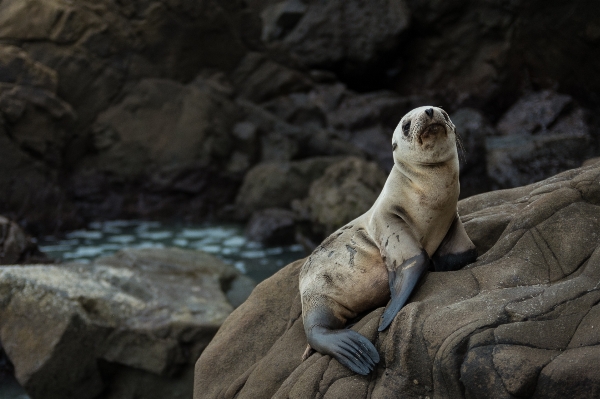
[278,0,410,70]
[0,247,253,399]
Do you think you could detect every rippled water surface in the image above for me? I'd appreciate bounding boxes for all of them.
[38,220,306,282]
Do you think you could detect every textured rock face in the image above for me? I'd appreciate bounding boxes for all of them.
[85,78,238,179]
[450,108,496,198]
[1,0,599,236]
[194,162,600,399]
[0,247,254,399]
[293,157,387,238]
[272,0,410,76]
[0,44,79,233]
[0,216,49,265]
[234,157,344,219]
[487,90,592,189]
[245,208,297,246]
[67,73,244,221]
[0,0,257,232]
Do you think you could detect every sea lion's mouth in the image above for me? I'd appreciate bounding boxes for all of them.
[417,123,446,145]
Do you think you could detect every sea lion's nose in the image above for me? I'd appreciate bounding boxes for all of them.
[425,108,434,118]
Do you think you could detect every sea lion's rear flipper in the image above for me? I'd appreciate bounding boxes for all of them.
[303,305,380,375]
[378,250,430,332]
[432,214,477,272]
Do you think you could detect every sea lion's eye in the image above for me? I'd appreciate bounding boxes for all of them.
[402,121,411,136]
[441,110,449,122]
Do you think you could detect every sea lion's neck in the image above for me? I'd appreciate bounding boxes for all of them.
[390,158,458,193]
[369,157,460,215]
[371,159,459,254]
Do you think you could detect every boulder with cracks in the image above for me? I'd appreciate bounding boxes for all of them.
[0,247,255,399]
[194,162,600,399]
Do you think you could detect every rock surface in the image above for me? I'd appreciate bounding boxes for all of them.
[450,108,496,197]
[272,0,410,80]
[293,157,387,238]
[234,157,344,219]
[487,90,593,189]
[0,0,599,235]
[245,208,297,246]
[194,162,600,399]
[0,247,255,399]
[0,216,49,265]
[0,0,260,232]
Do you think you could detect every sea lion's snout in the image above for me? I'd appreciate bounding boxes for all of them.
[420,123,445,139]
[425,107,434,118]
[417,123,446,146]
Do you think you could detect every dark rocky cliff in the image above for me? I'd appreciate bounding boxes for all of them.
[0,0,598,241]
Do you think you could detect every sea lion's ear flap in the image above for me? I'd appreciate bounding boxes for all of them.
[392,142,398,151]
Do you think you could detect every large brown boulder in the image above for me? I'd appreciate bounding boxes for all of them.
[68,76,242,221]
[234,157,345,219]
[194,162,600,398]
[293,157,387,238]
[80,77,238,180]
[0,247,255,399]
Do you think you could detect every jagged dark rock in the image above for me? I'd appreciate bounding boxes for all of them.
[0,0,599,235]
[245,208,297,246]
[0,215,50,264]
[487,90,592,189]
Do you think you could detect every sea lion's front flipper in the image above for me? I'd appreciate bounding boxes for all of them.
[303,299,380,375]
[378,250,430,332]
[432,214,477,272]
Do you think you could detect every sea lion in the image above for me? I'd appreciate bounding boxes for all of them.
[299,106,477,375]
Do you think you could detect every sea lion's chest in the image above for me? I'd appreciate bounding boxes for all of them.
[397,166,459,253]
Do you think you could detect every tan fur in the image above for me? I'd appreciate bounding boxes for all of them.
[300,106,473,330]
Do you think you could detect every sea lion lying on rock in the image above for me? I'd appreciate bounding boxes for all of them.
[299,106,477,375]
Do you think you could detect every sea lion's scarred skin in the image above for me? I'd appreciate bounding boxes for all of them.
[299,106,477,375]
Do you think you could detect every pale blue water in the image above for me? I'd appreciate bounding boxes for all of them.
[38,220,306,282]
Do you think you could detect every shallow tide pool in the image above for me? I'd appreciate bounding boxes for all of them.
[38,220,306,282]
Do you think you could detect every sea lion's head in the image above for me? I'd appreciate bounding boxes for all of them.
[392,106,457,165]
